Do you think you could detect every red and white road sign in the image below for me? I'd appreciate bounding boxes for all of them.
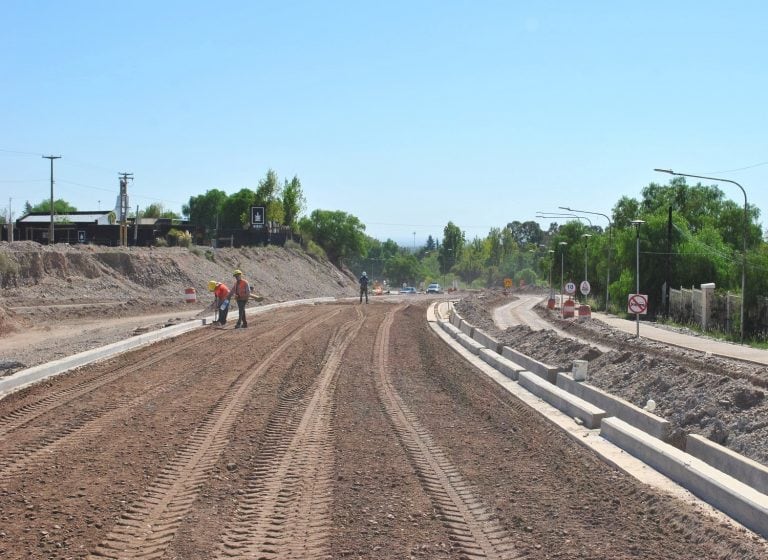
[564,282,576,295]
[580,280,591,295]
[627,294,648,314]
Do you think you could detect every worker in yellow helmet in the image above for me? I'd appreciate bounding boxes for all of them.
[207,280,230,326]
[230,269,251,329]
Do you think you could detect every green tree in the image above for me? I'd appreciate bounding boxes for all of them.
[25,199,77,214]
[221,188,257,229]
[439,222,464,274]
[384,253,421,286]
[454,238,487,285]
[282,175,306,228]
[297,210,367,265]
[185,189,227,229]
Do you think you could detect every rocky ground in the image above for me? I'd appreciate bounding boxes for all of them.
[454,289,768,467]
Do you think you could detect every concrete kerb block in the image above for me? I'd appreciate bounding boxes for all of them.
[687,434,768,496]
[450,311,463,329]
[456,332,485,355]
[472,328,501,354]
[518,371,606,429]
[459,319,475,337]
[501,346,559,384]
[601,417,768,539]
[479,349,525,381]
[557,372,671,441]
[439,319,462,339]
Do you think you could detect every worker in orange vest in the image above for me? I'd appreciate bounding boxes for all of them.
[230,269,251,329]
[207,280,231,326]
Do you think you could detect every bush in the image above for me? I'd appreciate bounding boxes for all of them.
[167,228,192,247]
[305,240,327,261]
[153,237,168,247]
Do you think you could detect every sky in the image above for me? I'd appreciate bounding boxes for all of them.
[2,1,767,247]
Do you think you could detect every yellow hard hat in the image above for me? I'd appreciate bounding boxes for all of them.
[233,269,243,276]
[207,280,218,292]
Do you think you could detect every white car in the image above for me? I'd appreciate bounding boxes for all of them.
[399,286,417,294]
[426,283,442,294]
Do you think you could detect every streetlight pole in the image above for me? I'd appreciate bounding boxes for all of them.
[558,241,567,319]
[631,220,645,338]
[42,155,62,245]
[548,249,555,297]
[654,168,748,343]
[560,206,612,311]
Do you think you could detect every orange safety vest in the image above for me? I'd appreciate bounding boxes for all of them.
[214,283,230,301]
[232,278,250,300]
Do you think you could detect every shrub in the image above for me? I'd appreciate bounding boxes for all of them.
[305,240,327,261]
[167,228,192,247]
[153,237,168,247]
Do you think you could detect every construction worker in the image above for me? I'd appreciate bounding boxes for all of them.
[207,280,231,326]
[230,269,251,329]
[359,271,369,303]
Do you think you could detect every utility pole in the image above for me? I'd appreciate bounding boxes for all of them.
[42,155,62,244]
[118,172,133,246]
[7,198,13,243]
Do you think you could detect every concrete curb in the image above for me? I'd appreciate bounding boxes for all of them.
[441,304,768,539]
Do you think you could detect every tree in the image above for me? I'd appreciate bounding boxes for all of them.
[25,199,77,214]
[439,222,464,274]
[282,175,306,228]
[384,253,420,286]
[297,210,367,265]
[454,237,487,285]
[506,220,543,246]
[185,189,227,229]
[220,188,257,229]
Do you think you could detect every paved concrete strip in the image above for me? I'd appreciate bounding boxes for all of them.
[602,417,768,539]
[0,321,200,398]
[591,312,768,365]
[0,297,336,400]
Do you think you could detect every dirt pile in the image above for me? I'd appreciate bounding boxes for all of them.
[0,241,356,328]
[455,290,768,467]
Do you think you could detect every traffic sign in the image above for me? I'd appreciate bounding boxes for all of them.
[580,280,591,296]
[627,294,648,315]
[564,282,576,295]
[503,278,513,289]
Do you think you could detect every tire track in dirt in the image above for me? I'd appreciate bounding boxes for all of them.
[0,329,220,438]
[213,306,366,559]
[374,306,523,560]
[87,308,350,559]
[0,310,316,481]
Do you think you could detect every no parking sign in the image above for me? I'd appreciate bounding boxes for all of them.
[627,294,648,315]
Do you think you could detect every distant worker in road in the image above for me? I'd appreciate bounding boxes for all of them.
[230,269,251,329]
[359,271,369,304]
[207,280,231,326]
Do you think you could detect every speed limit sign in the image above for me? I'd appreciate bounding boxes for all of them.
[564,282,576,295]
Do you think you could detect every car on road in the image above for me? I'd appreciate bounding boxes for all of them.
[399,286,417,294]
[426,283,442,294]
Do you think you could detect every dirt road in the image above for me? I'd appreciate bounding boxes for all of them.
[0,301,765,559]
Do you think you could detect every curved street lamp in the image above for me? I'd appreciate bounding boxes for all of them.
[654,168,748,343]
[536,212,593,227]
[560,206,612,311]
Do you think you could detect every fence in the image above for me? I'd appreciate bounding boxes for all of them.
[668,286,768,338]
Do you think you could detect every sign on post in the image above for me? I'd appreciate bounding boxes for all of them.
[627,294,648,315]
[580,280,591,296]
[564,281,576,295]
[251,206,265,226]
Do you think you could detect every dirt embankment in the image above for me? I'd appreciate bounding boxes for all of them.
[0,241,357,336]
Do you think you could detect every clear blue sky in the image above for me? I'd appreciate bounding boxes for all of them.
[3,1,767,246]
